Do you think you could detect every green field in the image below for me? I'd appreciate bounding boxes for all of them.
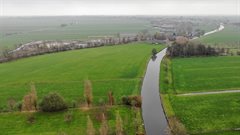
[160,56,240,135]
[170,56,240,93]
[197,25,240,49]
[0,43,165,110]
[0,17,151,50]
[171,93,240,134]
[0,43,165,134]
[0,107,137,135]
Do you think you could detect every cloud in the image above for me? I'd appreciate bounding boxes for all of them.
[0,0,239,16]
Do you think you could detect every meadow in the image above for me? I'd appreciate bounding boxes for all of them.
[160,56,240,135]
[171,93,240,134]
[0,107,137,135]
[0,43,165,110]
[0,42,165,134]
[0,16,151,50]
[196,24,240,49]
[171,56,240,93]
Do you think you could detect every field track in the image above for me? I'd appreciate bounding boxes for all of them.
[178,89,240,96]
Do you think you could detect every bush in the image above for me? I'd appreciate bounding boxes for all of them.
[26,113,35,124]
[15,101,22,111]
[152,48,158,56]
[39,92,67,112]
[64,111,73,123]
[121,95,142,108]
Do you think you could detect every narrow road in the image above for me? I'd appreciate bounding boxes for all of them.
[141,48,168,135]
[191,23,224,40]
[178,89,240,96]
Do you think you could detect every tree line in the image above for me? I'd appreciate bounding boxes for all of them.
[1,80,144,135]
[167,41,226,57]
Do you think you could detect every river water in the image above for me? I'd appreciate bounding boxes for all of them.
[141,48,168,135]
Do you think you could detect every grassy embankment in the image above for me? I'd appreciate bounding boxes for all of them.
[0,43,165,134]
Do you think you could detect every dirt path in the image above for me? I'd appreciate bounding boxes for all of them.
[178,89,240,96]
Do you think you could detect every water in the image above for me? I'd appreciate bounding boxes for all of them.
[141,48,168,135]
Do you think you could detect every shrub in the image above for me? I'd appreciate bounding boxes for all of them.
[7,98,16,111]
[15,101,22,111]
[26,113,35,124]
[121,95,142,108]
[152,48,158,56]
[39,92,67,112]
[64,111,73,123]
[71,100,77,108]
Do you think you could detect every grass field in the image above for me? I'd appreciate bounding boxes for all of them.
[196,24,240,49]
[171,56,240,93]
[0,16,151,50]
[0,43,165,109]
[160,56,240,135]
[0,43,165,134]
[171,93,240,134]
[0,106,137,135]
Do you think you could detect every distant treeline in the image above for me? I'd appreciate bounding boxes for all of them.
[167,42,226,57]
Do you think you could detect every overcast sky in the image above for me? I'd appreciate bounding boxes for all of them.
[0,0,239,16]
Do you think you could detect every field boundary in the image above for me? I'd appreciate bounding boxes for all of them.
[177,89,240,96]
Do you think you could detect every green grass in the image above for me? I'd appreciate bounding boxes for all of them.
[0,106,137,135]
[170,93,240,134]
[0,17,151,50]
[171,56,240,93]
[0,43,165,109]
[0,43,165,134]
[160,56,240,135]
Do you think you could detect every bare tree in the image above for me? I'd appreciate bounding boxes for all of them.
[115,111,123,135]
[21,83,38,111]
[84,80,93,107]
[99,113,108,135]
[108,91,114,106]
[86,115,95,135]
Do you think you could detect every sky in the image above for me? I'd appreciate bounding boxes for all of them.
[0,0,239,16]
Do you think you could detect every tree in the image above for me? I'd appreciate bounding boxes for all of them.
[84,80,93,107]
[115,111,123,135]
[21,84,38,112]
[87,115,95,135]
[152,48,157,57]
[99,113,108,135]
[39,92,67,112]
[108,91,114,106]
